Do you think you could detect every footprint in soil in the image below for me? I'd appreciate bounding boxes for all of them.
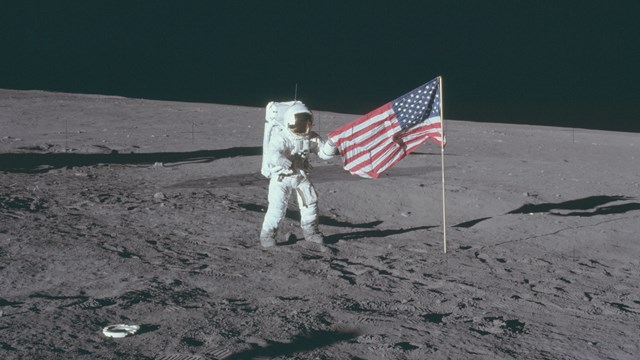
[469,316,527,336]
[422,312,452,324]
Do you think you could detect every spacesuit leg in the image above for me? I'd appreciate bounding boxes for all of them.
[260,177,293,246]
[295,178,323,244]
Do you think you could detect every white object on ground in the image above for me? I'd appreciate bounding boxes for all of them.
[102,324,140,338]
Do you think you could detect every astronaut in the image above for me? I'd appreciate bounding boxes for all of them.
[260,102,337,247]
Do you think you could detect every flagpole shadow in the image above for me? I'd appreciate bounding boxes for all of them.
[453,195,639,228]
[507,195,635,215]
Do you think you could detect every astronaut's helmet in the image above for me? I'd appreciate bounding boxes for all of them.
[285,102,313,136]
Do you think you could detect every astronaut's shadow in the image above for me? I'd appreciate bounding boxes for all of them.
[238,203,384,229]
[239,203,436,244]
[324,225,437,244]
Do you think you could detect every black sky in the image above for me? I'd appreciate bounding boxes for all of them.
[2,1,639,132]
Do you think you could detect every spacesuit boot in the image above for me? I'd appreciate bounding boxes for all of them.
[303,230,325,244]
[260,228,277,248]
[302,221,324,244]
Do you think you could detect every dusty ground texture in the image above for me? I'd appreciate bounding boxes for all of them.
[1,89,639,359]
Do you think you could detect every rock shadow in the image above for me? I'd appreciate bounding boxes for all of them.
[0,146,262,173]
[226,329,361,360]
[325,225,436,244]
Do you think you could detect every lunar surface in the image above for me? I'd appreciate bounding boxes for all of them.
[1,89,639,359]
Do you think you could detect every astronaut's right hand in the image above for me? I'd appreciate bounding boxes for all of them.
[324,139,338,155]
[275,157,292,169]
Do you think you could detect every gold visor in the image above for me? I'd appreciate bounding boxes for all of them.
[289,113,312,135]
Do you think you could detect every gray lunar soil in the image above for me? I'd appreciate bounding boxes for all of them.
[1,89,639,359]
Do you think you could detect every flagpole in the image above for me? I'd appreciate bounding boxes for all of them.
[438,76,447,254]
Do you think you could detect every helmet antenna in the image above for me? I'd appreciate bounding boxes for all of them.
[294,83,298,101]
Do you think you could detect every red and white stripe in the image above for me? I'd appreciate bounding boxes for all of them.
[329,103,443,179]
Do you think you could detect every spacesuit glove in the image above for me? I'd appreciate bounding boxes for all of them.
[322,139,338,157]
[275,157,292,169]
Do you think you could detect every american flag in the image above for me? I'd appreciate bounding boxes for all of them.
[329,77,444,179]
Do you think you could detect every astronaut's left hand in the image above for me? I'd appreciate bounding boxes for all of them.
[275,157,292,169]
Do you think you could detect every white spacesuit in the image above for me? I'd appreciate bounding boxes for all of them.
[260,102,337,247]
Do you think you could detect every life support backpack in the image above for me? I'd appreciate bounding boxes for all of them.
[261,101,310,178]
